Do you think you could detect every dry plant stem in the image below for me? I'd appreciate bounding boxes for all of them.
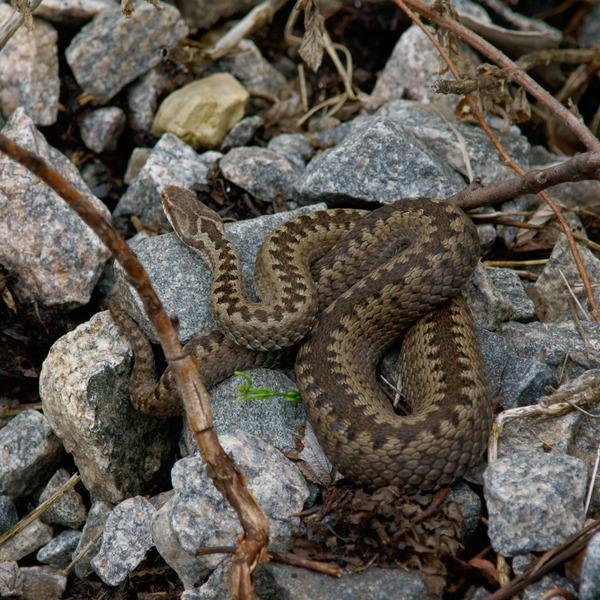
[0,473,80,549]
[0,0,43,49]
[399,0,600,153]
[0,134,269,600]
[63,529,103,575]
[517,48,600,71]
[393,0,600,320]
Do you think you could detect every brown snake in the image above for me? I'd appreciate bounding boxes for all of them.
[111,185,491,493]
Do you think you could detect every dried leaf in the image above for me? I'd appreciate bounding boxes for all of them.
[298,423,341,486]
[299,0,325,72]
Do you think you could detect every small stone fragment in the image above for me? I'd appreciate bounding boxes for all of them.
[123,147,151,185]
[79,107,126,153]
[0,5,60,125]
[152,73,249,149]
[267,133,314,170]
[34,0,116,24]
[499,356,557,408]
[65,3,188,102]
[0,411,63,498]
[0,520,53,562]
[39,312,176,503]
[20,566,66,600]
[0,561,23,597]
[36,530,81,568]
[511,554,576,600]
[484,449,587,555]
[73,500,113,579]
[219,115,264,151]
[220,147,299,202]
[0,497,18,535]
[91,497,155,586]
[178,0,262,30]
[580,531,600,600]
[38,469,87,529]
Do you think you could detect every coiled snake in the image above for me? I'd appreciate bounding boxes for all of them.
[111,186,491,492]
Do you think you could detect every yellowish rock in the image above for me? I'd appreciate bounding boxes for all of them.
[151,73,249,149]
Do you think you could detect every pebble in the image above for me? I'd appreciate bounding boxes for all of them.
[484,449,587,555]
[219,146,299,202]
[580,531,600,600]
[219,115,264,152]
[91,496,156,586]
[73,500,113,579]
[499,356,557,408]
[79,107,126,153]
[512,554,576,600]
[0,108,111,307]
[0,5,60,125]
[0,520,53,562]
[34,0,115,24]
[36,529,81,568]
[20,566,67,600]
[39,312,176,503]
[152,74,249,150]
[0,561,23,597]
[38,469,87,529]
[123,147,151,185]
[65,3,188,102]
[0,497,18,535]
[267,133,314,170]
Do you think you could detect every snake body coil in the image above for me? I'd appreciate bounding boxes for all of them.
[112,186,491,493]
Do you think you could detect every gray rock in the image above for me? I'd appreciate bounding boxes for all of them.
[580,531,600,600]
[181,368,305,457]
[34,0,116,24]
[127,63,193,132]
[0,411,63,498]
[153,433,309,588]
[0,561,23,597]
[178,0,262,30]
[267,133,314,170]
[296,116,465,205]
[570,405,600,514]
[66,4,188,102]
[465,265,534,330]
[499,320,600,379]
[73,499,113,579]
[0,520,53,561]
[220,115,264,152]
[113,203,325,343]
[112,133,222,230]
[0,108,111,307]
[0,497,17,535]
[220,147,299,202]
[91,496,156,586]
[499,356,557,408]
[484,449,587,555]
[36,530,81,568]
[39,311,176,503]
[534,238,600,321]
[511,555,576,600]
[447,482,481,546]
[578,4,600,48]
[20,566,67,600]
[185,560,436,599]
[123,147,151,185]
[477,328,509,398]
[0,5,59,125]
[477,223,496,249]
[79,107,126,153]
[38,469,87,529]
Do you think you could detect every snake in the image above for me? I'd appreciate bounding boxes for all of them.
[110,185,492,493]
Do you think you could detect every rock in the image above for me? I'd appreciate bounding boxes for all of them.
[178,0,262,30]
[36,530,81,568]
[477,328,510,398]
[476,223,497,250]
[267,133,314,170]
[79,107,126,153]
[20,566,66,600]
[0,561,23,597]
[220,147,299,202]
[580,531,600,600]
[499,320,600,380]
[0,411,63,498]
[296,116,465,205]
[578,4,600,48]
[534,238,600,321]
[219,115,264,151]
[187,560,438,599]
[127,63,193,132]
[181,369,306,457]
[65,3,188,102]
[152,74,249,150]
[39,311,176,503]
[0,497,17,535]
[484,449,587,555]
[153,433,309,588]
[0,5,59,125]
[0,520,53,561]
[113,203,325,343]
[512,554,576,600]
[123,147,151,184]
[499,356,557,408]
[464,265,534,330]
[0,108,111,307]
[80,158,112,200]
[38,469,87,529]
[91,497,156,586]
[34,0,116,24]
[447,482,482,546]
[112,133,222,230]
[73,500,113,579]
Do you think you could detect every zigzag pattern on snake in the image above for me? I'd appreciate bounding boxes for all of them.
[110,185,492,492]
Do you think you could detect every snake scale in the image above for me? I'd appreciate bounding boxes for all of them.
[111,185,492,493]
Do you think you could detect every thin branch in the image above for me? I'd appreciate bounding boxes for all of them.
[0,0,43,50]
[0,134,269,599]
